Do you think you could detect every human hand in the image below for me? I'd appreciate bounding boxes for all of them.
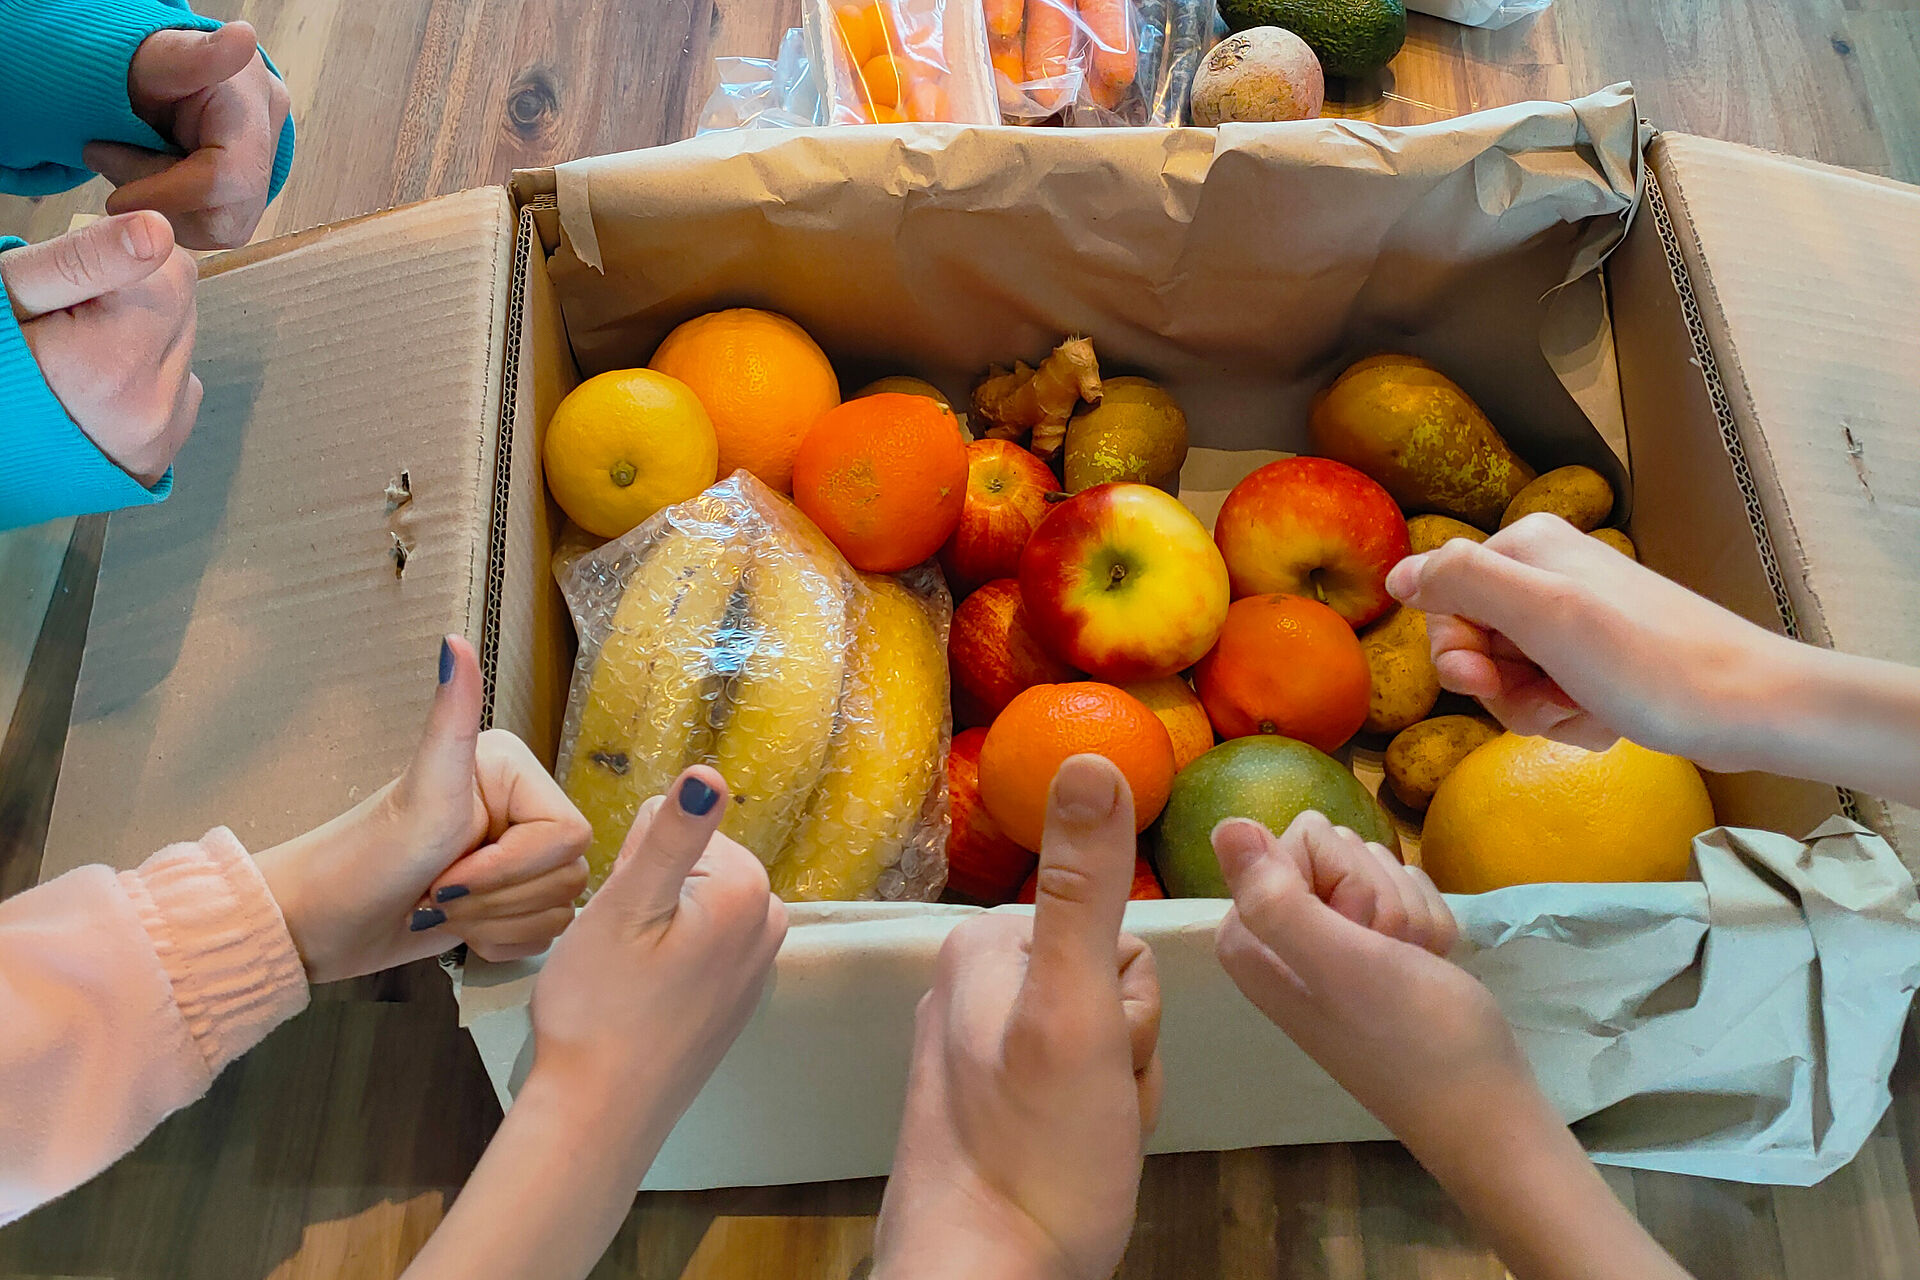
[529,768,787,1132]
[2,211,199,486]
[84,22,290,250]
[1384,512,1788,771]
[256,637,592,984]
[874,755,1162,1280]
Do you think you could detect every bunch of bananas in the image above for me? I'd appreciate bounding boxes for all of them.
[559,475,949,900]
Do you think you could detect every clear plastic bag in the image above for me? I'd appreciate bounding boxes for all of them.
[555,472,951,903]
[1408,0,1551,29]
[806,0,1001,123]
[992,0,1217,126]
[696,28,825,133]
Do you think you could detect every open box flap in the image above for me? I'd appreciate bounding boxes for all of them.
[43,187,517,876]
[1649,135,1920,858]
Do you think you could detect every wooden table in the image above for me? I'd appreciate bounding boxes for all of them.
[3,3,1919,1276]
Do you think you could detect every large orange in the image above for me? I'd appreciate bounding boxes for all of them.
[648,309,840,493]
[1122,676,1214,772]
[977,682,1176,852]
[1193,594,1370,753]
[792,393,968,572]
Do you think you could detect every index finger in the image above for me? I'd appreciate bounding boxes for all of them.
[1024,754,1137,999]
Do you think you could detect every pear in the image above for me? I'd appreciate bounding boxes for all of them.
[1062,377,1190,494]
[1309,355,1534,530]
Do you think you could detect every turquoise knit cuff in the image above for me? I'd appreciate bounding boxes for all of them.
[0,235,173,530]
[0,0,295,201]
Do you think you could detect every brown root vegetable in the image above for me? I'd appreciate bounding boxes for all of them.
[1590,527,1638,560]
[974,336,1102,459]
[1385,715,1501,812]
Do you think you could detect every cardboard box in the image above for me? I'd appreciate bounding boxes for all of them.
[45,87,1920,1189]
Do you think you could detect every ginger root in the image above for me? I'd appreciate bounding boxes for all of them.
[973,337,1102,461]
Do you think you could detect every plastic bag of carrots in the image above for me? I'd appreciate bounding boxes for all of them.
[807,0,1001,124]
[988,0,1216,125]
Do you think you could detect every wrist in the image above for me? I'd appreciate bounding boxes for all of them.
[519,1046,680,1175]
[874,1164,1077,1280]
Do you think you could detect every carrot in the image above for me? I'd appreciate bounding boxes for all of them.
[1022,0,1077,113]
[1080,0,1136,107]
[983,0,1024,40]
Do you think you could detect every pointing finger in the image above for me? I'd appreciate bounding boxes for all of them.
[1024,755,1137,999]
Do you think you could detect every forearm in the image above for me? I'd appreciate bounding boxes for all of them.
[1720,638,1920,808]
[402,1063,675,1280]
[1404,1089,1689,1280]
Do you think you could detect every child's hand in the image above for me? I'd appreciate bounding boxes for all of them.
[1212,812,1526,1164]
[1,212,199,486]
[1385,513,1787,771]
[257,637,591,984]
[874,756,1162,1280]
[529,768,788,1129]
[84,23,291,250]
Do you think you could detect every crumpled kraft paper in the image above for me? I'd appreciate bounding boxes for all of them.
[460,822,1920,1188]
[458,89,1920,1188]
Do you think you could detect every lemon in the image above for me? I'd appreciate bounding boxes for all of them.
[1421,734,1715,894]
[543,369,719,539]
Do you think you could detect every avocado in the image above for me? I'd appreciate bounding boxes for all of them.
[1216,0,1405,79]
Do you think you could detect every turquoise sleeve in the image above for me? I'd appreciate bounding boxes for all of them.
[0,236,172,530]
[0,0,294,200]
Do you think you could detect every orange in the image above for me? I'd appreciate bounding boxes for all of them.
[836,2,883,66]
[1422,734,1715,894]
[862,54,905,107]
[1193,594,1369,753]
[542,368,718,538]
[792,393,968,572]
[977,682,1176,852]
[648,309,840,493]
[1122,676,1214,772]
[871,103,907,124]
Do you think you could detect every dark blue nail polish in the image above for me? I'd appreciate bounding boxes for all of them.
[410,906,447,932]
[434,884,469,904]
[679,776,719,816]
[438,638,454,685]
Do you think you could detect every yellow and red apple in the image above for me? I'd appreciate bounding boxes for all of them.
[949,577,1082,727]
[1214,457,1410,629]
[1018,482,1230,683]
[945,727,1038,904]
[939,439,1059,599]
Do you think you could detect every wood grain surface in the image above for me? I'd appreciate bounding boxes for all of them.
[3,2,1919,1277]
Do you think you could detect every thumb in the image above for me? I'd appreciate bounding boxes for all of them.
[1023,754,1137,1000]
[0,212,173,319]
[131,23,260,106]
[1385,538,1566,640]
[1213,817,1374,995]
[403,636,484,802]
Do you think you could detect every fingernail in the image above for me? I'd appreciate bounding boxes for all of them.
[1211,818,1270,878]
[410,906,446,932]
[433,884,469,904]
[1052,755,1121,825]
[438,638,454,685]
[679,775,719,816]
[123,213,157,261]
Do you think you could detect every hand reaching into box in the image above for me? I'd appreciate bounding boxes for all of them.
[256,636,592,982]
[1214,812,1693,1280]
[1387,511,1920,807]
[873,755,1163,1280]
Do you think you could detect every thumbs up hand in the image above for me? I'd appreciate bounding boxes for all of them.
[255,637,593,984]
[83,22,290,250]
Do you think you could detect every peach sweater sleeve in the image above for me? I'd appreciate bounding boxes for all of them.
[0,828,310,1225]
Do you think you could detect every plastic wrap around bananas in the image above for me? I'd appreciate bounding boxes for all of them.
[554,471,952,903]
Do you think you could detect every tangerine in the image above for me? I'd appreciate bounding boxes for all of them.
[977,682,1176,852]
[793,393,969,572]
[1193,593,1370,753]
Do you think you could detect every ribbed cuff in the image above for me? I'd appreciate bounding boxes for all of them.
[119,828,310,1077]
[0,240,172,530]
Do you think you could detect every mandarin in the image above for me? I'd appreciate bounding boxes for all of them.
[1193,593,1370,753]
[977,682,1175,852]
[792,393,968,572]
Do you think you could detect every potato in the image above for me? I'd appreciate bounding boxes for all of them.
[1500,465,1614,531]
[1386,716,1502,812]
[1405,513,1488,555]
[1360,606,1440,735]
[1589,527,1638,560]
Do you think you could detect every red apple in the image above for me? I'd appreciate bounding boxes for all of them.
[949,578,1082,727]
[1018,482,1230,683]
[1017,853,1166,903]
[939,440,1060,598]
[1214,456,1410,628]
[945,727,1038,904]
